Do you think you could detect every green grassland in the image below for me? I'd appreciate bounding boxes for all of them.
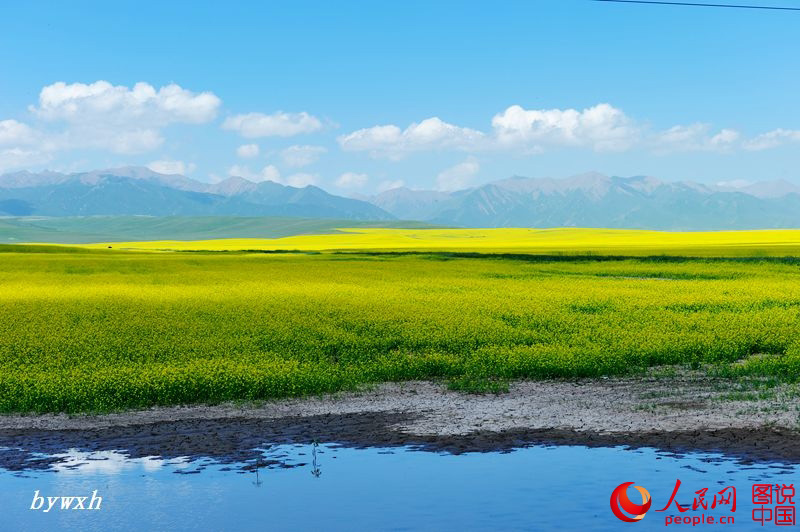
[0,216,441,244]
[2,247,800,413]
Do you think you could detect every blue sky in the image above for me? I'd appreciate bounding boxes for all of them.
[1,0,799,193]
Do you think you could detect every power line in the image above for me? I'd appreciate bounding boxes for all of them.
[593,0,800,10]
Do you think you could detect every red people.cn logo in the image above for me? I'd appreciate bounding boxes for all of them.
[611,482,653,522]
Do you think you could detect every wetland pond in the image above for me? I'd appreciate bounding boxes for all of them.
[1,440,797,531]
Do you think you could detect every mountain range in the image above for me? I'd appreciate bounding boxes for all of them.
[0,167,391,220]
[3,168,800,230]
[366,172,800,230]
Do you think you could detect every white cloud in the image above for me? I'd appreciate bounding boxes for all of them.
[491,104,638,152]
[339,104,800,160]
[0,148,52,172]
[710,128,740,147]
[377,179,405,192]
[655,124,707,146]
[335,172,368,189]
[280,145,327,167]
[17,80,222,155]
[436,156,480,191]
[147,159,196,175]
[0,119,38,146]
[222,111,322,138]
[285,172,318,187]
[228,164,281,183]
[338,105,635,157]
[7,83,800,178]
[743,129,800,151]
[32,81,220,125]
[652,124,741,153]
[338,117,485,158]
[236,143,260,158]
[0,119,50,171]
[261,165,282,183]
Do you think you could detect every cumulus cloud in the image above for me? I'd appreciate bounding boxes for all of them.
[338,105,635,157]
[435,156,480,191]
[742,129,800,151]
[31,81,220,125]
[652,124,741,153]
[228,164,281,183]
[222,111,322,138]
[6,83,800,177]
[0,119,50,171]
[0,119,38,146]
[338,117,485,158]
[491,104,638,152]
[710,128,741,147]
[147,160,196,175]
[236,143,260,158]
[335,171,368,189]
[338,103,800,159]
[280,145,327,167]
[15,80,222,155]
[656,124,708,145]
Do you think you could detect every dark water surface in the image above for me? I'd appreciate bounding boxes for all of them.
[1,443,797,531]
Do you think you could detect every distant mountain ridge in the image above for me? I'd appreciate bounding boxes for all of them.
[3,168,800,230]
[0,167,392,220]
[367,172,800,230]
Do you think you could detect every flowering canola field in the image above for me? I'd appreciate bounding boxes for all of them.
[77,227,800,256]
[3,229,800,412]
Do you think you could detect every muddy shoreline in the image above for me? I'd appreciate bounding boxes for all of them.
[1,379,799,471]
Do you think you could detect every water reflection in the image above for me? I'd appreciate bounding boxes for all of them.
[2,442,799,531]
[252,457,263,487]
[310,441,322,478]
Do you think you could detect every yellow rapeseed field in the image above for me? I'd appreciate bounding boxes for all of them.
[71,227,800,256]
[3,229,800,412]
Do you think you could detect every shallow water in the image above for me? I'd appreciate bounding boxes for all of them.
[1,444,797,531]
